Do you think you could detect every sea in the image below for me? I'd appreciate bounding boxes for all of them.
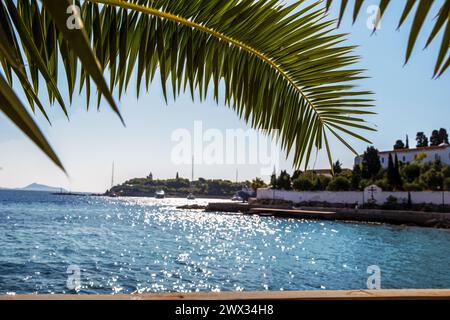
[1,190,450,294]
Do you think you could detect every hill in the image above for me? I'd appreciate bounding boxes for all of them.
[19,183,67,193]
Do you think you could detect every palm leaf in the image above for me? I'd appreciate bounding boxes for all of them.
[326,0,450,77]
[0,73,65,172]
[0,0,374,171]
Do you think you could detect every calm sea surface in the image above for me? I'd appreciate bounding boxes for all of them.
[1,190,450,294]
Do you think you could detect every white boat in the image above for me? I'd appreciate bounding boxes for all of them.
[155,190,165,199]
[187,193,195,200]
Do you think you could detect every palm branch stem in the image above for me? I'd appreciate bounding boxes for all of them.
[86,0,322,121]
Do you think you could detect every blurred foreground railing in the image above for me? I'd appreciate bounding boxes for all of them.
[2,289,450,300]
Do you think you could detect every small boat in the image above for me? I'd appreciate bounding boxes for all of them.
[187,193,195,200]
[155,190,165,199]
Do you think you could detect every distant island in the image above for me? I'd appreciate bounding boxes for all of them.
[15,183,67,193]
[106,173,265,198]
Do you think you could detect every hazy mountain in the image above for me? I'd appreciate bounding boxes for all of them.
[19,183,67,193]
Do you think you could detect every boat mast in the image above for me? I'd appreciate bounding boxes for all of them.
[191,155,194,183]
[111,161,115,188]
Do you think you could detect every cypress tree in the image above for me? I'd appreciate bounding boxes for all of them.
[394,154,403,190]
[387,154,395,189]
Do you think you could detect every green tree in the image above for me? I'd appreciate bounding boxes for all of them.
[444,178,450,191]
[421,169,444,191]
[270,170,278,189]
[333,160,343,175]
[414,152,428,163]
[430,130,441,146]
[416,132,429,148]
[402,163,421,183]
[387,154,396,189]
[277,170,292,190]
[361,147,381,180]
[293,176,314,191]
[251,178,266,191]
[0,0,374,172]
[176,172,179,180]
[314,175,331,191]
[327,176,351,191]
[393,140,405,150]
[443,165,450,178]
[291,170,302,181]
[438,128,449,144]
[394,154,403,190]
[351,164,362,190]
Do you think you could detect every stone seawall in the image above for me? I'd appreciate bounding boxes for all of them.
[204,202,450,229]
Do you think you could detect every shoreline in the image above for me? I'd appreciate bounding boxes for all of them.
[203,202,450,229]
[16,191,450,229]
[102,194,233,200]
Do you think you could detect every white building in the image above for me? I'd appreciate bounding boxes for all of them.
[355,143,450,168]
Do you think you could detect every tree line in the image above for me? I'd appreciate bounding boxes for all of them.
[394,128,448,150]
[271,147,450,192]
[109,172,267,197]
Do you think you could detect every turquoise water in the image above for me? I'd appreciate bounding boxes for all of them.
[1,190,450,294]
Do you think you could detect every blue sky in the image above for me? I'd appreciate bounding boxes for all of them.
[1,0,449,192]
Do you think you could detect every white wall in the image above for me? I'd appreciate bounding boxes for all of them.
[257,188,450,206]
[355,146,450,169]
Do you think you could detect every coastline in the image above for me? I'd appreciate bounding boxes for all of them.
[95,193,450,229]
[202,202,450,229]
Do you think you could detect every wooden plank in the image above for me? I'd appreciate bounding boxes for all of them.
[2,289,450,300]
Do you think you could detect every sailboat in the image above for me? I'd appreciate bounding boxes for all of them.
[108,162,118,197]
[187,155,195,200]
[231,168,243,201]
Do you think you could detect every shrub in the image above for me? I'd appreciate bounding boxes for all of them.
[293,177,314,191]
[313,175,331,191]
[359,179,373,190]
[404,181,424,191]
[374,178,390,191]
[443,165,450,178]
[327,176,351,191]
[421,168,444,190]
[277,170,292,190]
[444,178,450,191]
[385,195,398,205]
[402,163,421,182]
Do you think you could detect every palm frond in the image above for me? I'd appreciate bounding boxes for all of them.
[327,0,450,77]
[0,0,374,170]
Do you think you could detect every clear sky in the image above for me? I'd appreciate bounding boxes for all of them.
[1,1,449,192]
